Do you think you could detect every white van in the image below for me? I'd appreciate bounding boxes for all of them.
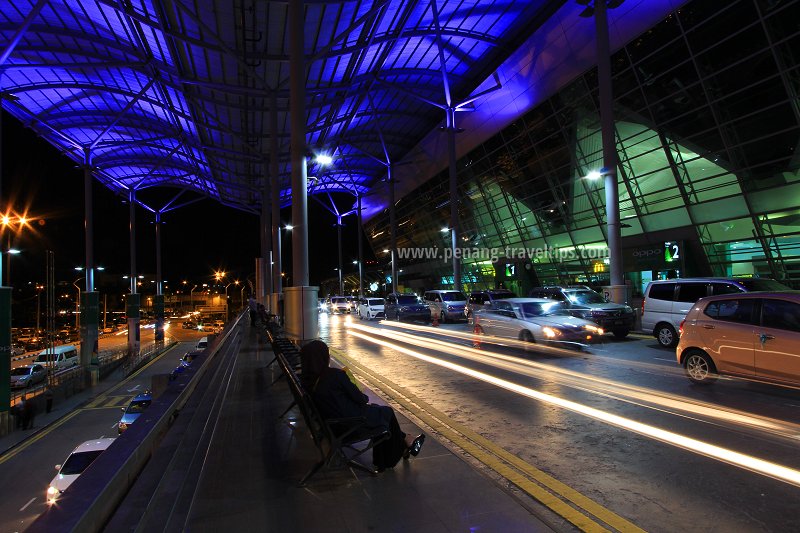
[642,277,790,348]
[34,345,79,369]
[196,337,209,350]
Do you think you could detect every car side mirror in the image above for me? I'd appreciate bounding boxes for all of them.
[55,464,61,470]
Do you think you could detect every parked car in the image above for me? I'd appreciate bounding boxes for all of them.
[328,296,350,314]
[10,364,47,389]
[528,286,635,339]
[677,291,800,387]
[358,298,386,320]
[465,289,516,322]
[118,391,153,434]
[182,321,197,330]
[47,438,116,503]
[473,298,603,347]
[384,293,431,323]
[643,277,790,348]
[424,290,467,323]
[202,323,216,333]
[196,336,209,350]
[11,343,26,356]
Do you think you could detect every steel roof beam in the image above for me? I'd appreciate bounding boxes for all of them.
[0,0,48,66]
[89,79,156,150]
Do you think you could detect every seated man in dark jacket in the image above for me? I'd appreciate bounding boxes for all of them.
[300,340,424,470]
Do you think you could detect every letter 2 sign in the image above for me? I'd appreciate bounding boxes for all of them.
[664,241,681,263]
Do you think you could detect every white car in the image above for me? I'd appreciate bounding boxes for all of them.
[473,298,604,347]
[358,298,386,320]
[47,438,116,503]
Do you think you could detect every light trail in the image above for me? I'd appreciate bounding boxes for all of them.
[346,327,800,487]
[350,322,800,439]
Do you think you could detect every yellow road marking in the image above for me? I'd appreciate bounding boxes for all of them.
[331,346,645,533]
[0,343,180,464]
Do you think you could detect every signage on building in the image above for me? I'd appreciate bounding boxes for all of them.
[624,241,683,270]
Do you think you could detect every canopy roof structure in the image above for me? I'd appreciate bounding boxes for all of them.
[0,0,564,215]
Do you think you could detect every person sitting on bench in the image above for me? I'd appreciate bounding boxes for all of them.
[300,340,425,471]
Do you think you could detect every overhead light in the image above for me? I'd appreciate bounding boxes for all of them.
[315,154,333,166]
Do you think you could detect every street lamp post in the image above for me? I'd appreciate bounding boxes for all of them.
[189,284,198,312]
[224,282,234,318]
[73,276,85,328]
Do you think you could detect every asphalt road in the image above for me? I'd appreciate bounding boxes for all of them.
[0,327,207,533]
[319,312,800,532]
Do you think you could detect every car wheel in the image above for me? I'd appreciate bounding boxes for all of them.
[683,350,717,384]
[519,330,535,343]
[612,329,629,339]
[473,324,484,335]
[656,323,678,348]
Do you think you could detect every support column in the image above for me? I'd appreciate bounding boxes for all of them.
[595,0,625,303]
[357,195,363,298]
[0,288,10,436]
[260,160,271,308]
[388,166,398,294]
[82,148,99,385]
[270,92,282,315]
[154,211,164,344]
[337,216,343,295]
[285,0,317,341]
[446,108,461,292]
[127,189,140,357]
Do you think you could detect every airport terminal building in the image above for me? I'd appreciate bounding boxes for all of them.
[364,0,800,298]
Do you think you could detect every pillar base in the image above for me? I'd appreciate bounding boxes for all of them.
[284,286,319,342]
[0,411,9,437]
[602,284,630,305]
[90,366,100,387]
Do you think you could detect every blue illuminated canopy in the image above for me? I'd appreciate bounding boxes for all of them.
[0,0,562,214]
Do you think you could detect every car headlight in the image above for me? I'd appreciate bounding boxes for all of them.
[119,422,128,431]
[542,327,561,338]
[584,325,604,334]
[624,306,633,313]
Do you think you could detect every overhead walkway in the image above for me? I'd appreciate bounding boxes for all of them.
[29,316,559,532]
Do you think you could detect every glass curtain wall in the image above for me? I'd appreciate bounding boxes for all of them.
[366,0,800,294]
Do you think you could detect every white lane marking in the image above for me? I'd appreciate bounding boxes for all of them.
[654,358,676,363]
[112,423,120,429]
[126,384,141,393]
[19,497,36,511]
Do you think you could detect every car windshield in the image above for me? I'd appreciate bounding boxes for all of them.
[442,292,466,301]
[519,301,570,317]
[367,299,384,305]
[331,298,346,304]
[60,450,104,475]
[490,291,515,300]
[566,290,606,304]
[736,279,791,291]
[11,367,31,376]
[397,295,419,304]
[126,400,151,414]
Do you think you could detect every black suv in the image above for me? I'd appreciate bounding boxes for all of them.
[464,289,516,322]
[528,286,635,338]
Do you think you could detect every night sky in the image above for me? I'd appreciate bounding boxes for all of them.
[0,110,370,291]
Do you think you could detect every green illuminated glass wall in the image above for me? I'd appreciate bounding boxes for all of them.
[365,0,800,294]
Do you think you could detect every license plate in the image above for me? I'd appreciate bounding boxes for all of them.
[613,320,624,326]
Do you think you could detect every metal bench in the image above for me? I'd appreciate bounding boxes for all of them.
[267,333,389,485]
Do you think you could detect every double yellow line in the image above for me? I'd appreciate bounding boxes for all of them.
[330,347,644,533]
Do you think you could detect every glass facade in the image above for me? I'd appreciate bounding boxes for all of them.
[365,0,800,296]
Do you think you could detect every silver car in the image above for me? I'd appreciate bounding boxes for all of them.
[473,298,604,347]
[10,364,47,389]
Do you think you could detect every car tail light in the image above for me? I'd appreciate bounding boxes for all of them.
[641,298,645,317]
[679,319,685,336]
